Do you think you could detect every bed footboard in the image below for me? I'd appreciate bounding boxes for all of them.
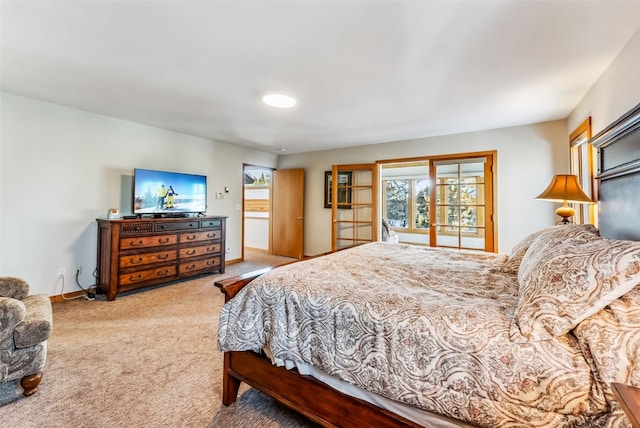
[221,349,424,428]
[215,267,273,303]
[214,266,427,427]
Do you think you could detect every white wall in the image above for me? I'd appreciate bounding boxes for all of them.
[568,28,640,136]
[3,28,635,296]
[278,120,568,256]
[0,92,277,296]
[244,187,270,250]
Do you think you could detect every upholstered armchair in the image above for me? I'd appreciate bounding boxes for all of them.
[0,277,52,397]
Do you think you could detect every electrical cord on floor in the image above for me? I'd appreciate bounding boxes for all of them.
[75,269,96,301]
[58,275,85,301]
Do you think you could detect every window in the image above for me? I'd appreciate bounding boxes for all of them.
[383,178,430,231]
[384,179,409,228]
[382,163,430,234]
[569,117,596,225]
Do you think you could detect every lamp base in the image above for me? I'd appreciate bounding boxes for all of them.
[556,205,575,225]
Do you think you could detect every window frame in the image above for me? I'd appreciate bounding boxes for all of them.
[569,117,596,226]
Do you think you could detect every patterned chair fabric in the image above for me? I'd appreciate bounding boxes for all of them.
[0,277,52,398]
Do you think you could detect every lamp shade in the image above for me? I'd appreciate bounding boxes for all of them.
[536,174,593,203]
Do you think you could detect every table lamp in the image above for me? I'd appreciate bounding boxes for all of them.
[536,174,594,224]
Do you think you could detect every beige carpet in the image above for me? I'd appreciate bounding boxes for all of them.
[0,253,320,428]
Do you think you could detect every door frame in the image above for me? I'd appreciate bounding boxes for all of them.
[377,150,497,252]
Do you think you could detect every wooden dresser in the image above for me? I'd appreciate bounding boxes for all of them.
[96,216,226,300]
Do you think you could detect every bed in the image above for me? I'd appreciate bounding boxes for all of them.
[215,103,640,428]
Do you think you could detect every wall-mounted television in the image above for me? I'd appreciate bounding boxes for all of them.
[133,168,207,216]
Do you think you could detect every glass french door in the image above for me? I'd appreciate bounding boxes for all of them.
[331,164,377,250]
[431,156,494,251]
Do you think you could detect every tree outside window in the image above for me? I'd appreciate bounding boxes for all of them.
[438,176,484,235]
[383,179,430,232]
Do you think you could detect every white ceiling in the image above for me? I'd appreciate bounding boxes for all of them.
[1,1,639,154]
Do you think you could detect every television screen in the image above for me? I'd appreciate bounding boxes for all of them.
[133,168,207,215]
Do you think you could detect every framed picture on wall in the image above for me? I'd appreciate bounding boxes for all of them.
[324,171,352,209]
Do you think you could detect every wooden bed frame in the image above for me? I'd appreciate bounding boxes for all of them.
[215,267,427,427]
[215,103,640,428]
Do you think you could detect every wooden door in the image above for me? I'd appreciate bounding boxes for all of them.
[331,164,377,250]
[271,168,305,259]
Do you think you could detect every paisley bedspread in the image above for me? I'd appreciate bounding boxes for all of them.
[218,243,609,427]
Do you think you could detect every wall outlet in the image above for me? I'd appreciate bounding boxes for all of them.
[226,247,231,254]
[58,267,65,277]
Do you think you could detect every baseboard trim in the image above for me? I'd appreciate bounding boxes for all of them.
[50,260,244,303]
[226,257,243,265]
[244,247,270,253]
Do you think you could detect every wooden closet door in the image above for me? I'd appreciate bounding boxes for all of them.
[272,168,305,259]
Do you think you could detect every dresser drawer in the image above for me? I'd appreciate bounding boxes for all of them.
[180,230,221,244]
[179,244,221,259]
[119,265,177,286]
[201,219,222,228]
[121,222,154,235]
[119,250,177,268]
[120,234,178,249]
[154,221,199,232]
[179,257,221,274]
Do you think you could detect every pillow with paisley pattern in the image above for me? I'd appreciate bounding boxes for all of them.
[573,285,640,424]
[516,224,600,285]
[500,226,556,274]
[511,236,640,342]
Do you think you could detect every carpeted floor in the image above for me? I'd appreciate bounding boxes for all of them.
[0,252,320,427]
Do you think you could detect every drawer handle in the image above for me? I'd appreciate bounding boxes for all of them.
[185,235,197,241]
[207,246,217,252]
[157,269,170,277]
[207,232,216,238]
[189,223,196,227]
[186,249,196,255]
[157,254,170,260]
[130,257,143,264]
[128,274,143,281]
[185,264,196,271]
[158,238,171,244]
[161,225,167,229]
[207,260,216,266]
[130,240,144,247]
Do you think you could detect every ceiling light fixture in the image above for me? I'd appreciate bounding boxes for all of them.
[262,93,296,108]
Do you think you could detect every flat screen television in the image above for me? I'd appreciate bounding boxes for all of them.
[133,168,207,216]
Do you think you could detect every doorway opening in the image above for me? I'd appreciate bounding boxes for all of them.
[379,151,496,252]
[242,164,305,263]
[242,164,274,263]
